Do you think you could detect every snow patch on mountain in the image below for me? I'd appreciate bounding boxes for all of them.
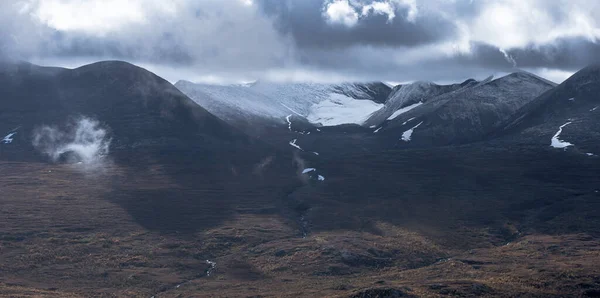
[302,168,316,174]
[387,102,423,120]
[2,132,16,144]
[401,121,424,142]
[551,122,573,149]
[402,117,416,125]
[289,139,303,150]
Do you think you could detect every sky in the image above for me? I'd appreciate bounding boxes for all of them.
[1,0,600,84]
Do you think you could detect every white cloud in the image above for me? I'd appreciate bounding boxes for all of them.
[469,0,600,49]
[324,0,418,26]
[29,0,170,35]
[361,2,396,22]
[323,0,359,26]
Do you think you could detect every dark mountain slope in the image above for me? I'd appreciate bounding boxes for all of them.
[0,61,255,162]
[499,65,600,154]
[363,79,478,127]
[375,71,556,146]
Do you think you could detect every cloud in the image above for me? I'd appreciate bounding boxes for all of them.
[361,2,396,22]
[322,0,418,27]
[1,0,600,84]
[32,116,111,167]
[323,0,359,26]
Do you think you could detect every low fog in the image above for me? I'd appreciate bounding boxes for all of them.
[32,116,111,168]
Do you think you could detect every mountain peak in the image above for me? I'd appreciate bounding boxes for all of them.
[563,64,600,89]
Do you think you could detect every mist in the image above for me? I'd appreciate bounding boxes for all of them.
[32,116,111,167]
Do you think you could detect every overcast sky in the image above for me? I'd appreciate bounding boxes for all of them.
[2,0,600,84]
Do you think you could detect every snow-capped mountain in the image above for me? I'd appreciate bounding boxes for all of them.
[500,65,600,154]
[174,80,391,133]
[373,71,556,146]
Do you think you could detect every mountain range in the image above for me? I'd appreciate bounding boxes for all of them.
[1,60,600,297]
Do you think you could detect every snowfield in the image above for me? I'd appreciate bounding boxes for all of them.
[175,80,389,128]
[307,93,383,126]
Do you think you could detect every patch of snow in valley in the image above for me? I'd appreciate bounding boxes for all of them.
[302,168,316,174]
[401,121,424,142]
[369,125,377,128]
[313,152,319,156]
[318,175,325,181]
[289,139,303,151]
[307,93,383,126]
[2,132,16,144]
[550,122,573,149]
[387,102,423,120]
[373,127,382,133]
[591,106,599,112]
[587,153,596,156]
[567,97,575,101]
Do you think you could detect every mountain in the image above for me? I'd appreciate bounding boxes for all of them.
[0,61,254,163]
[499,65,600,155]
[363,78,483,127]
[174,80,391,135]
[373,71,556,146]
[3,61,600,297]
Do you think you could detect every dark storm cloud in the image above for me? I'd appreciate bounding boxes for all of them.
[256,0,458,49]
[507,37,600,71]
[43,32,195,65]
